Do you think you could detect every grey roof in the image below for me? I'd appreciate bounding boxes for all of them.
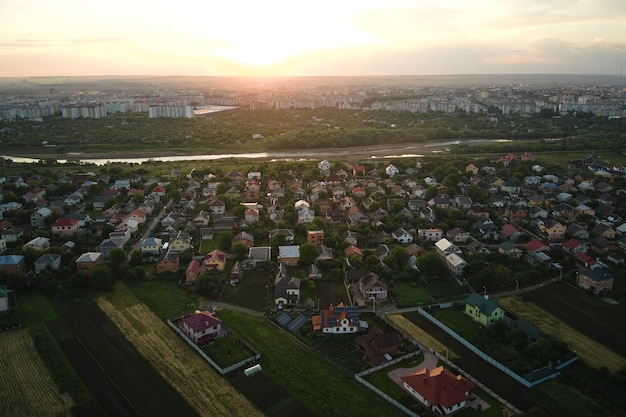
[465,292,501,316]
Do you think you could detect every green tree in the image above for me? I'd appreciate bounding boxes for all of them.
[90,265,114,290]
[232,242,248,261]
[109,248,128,274]
[129,250,143,267]
[299,242,318,266]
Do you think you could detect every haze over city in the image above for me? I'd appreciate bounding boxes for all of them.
[2,0,626,77]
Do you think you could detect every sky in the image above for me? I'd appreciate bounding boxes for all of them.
[1,0,626,77]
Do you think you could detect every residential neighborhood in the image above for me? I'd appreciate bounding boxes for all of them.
[1,150,625,417]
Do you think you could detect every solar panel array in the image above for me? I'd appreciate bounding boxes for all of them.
[276,312,292,326]
[275,313,308,332]
[286,314,307,332]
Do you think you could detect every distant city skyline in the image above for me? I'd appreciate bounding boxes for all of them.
[1,0,625,77]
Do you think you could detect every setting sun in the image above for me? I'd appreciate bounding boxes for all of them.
[187,1,382,68]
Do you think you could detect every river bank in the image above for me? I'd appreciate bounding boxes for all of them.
[2,139,513,165]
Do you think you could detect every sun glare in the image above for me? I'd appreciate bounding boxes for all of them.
[186,1,382,68]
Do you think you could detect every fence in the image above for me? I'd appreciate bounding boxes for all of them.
[354,350,423,417]
[418,307,576,389]
[166,317,261,375]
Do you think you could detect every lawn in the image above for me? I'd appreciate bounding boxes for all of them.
[422,278,465,300]
[221,269,270,310]
[429,306,482,341]
[317,280,350,308]
[217,309,406,417]
[391,282,433,307]
[363,355,425,405]
[123,279,202,319]
[201,334,257,369]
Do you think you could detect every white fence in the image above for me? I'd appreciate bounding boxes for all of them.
[166,317,261,375]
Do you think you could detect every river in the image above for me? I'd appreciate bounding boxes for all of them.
[1,139,511,166]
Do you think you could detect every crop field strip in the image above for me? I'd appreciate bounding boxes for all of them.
[47,318,137,417]
[48,302,198,417]
[96,291,264,417]
[0,330,75,417]
[500,296,626,373]
[524,282,626,357]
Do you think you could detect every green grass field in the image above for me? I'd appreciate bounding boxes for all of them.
[429,306,482,341]
[390,282,433,307]
[201,334,257,368]
[216,309,405,417]
[221,269,270,310]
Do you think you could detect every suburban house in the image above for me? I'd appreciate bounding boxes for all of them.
[445,253,469,278]
[418,228,444,242]
[498,241,523,258]
[358,272,388,300]
[400,366,475,415]
[278,245,300,266]
[312,302,362,334]
[0,255,25,273]
[178,310,225,345]
[169,231,191,252]
[23,236,51,251]
[392,227,413,244]
[577,268,614,295]
[307,230,325,245]
[185,259,202,284]
[274,274,301,308]
[75,252,103,273]
[464,292,504,325]
[355,327,400,365]
[248,246,271,268]
[140,236,163,256]
[35,254,62,273]
[98,239,122,258]
[232,231,255,248]
[52,217,80,237]
[203,249,227,272]
[156,250,180,273]
[31,207,52,227]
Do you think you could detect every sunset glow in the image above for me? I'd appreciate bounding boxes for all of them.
[1,0,625,76]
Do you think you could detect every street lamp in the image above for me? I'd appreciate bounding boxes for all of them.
[370,296,376,313]
[483,286,486,297]
[515,279,519,295]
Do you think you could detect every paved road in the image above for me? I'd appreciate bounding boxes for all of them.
[132,198,173,252]
[199,300,265,317]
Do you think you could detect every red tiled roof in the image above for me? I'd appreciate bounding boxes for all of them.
[179,311,221,333]
[401,366,475,409]
[525,239,548,253]
[52,217,79,227]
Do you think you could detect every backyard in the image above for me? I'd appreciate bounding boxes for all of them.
[221,269,270,310]
[317,280,350,308]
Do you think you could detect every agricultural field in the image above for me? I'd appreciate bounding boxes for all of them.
[218,309,406,417]
[500,295,626,373]
[522,281,626,357]
[0,330,74,417]
[317,280,350,308]
[50,302,200,417]
[98,283,264,417]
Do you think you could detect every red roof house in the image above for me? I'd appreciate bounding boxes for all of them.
[178,311,224,345]
[52,217,80,237]
[401,366,475,415]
